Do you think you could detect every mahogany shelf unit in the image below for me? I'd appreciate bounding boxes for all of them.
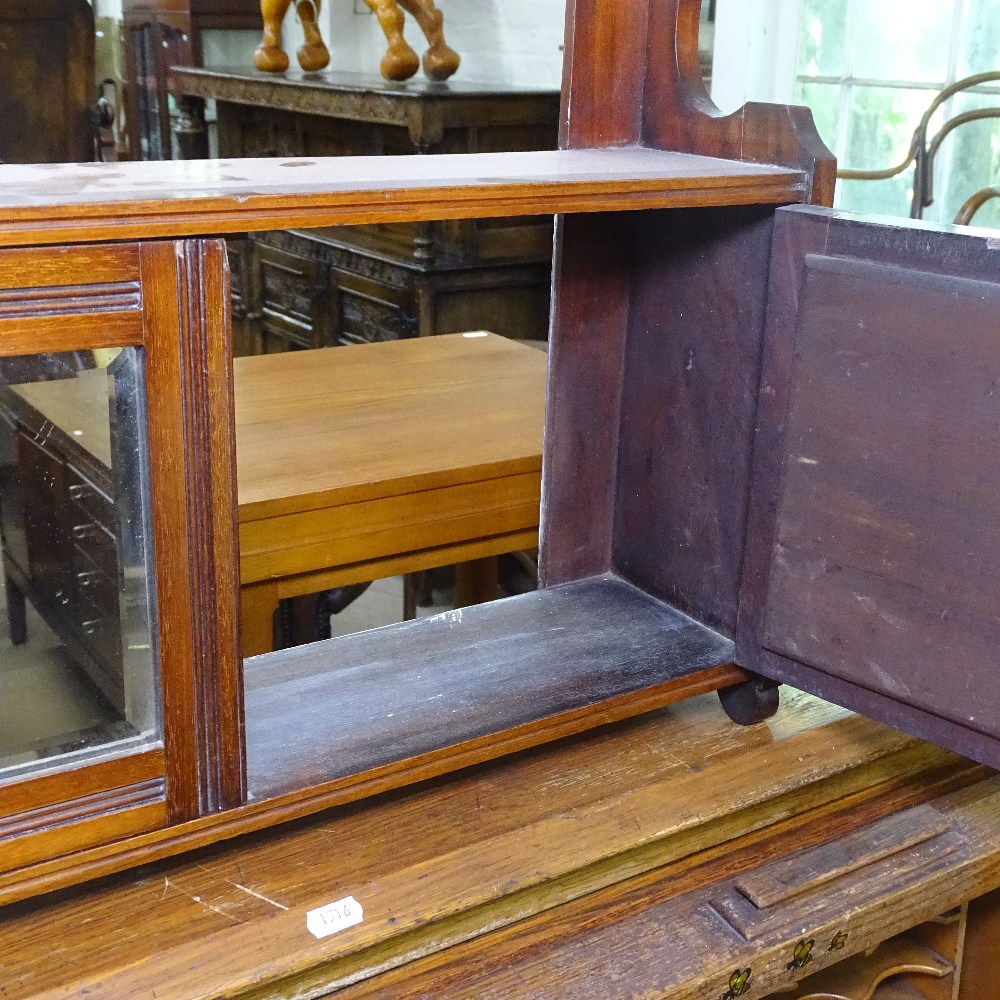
[1,0,997,921]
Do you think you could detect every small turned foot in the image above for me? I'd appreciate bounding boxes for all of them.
[296,0,330,71]
[297,38,330,71]
[253,43,290,73]
[422,41,460,81]
[381,41,421,81]
[718,675,780,726]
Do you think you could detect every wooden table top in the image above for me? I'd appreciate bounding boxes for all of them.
[8,333,547,523]
[0,689,979,1000]
[233,332,547,521]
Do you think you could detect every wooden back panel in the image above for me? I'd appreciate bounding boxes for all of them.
[0,0,94,164]
[739,205,1000,766]
[542,0,835,628]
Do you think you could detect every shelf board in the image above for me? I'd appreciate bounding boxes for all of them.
[244,574,737,802]
[0,147,809,247]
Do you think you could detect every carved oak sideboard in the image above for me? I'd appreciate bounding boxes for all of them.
[172,68,559,352]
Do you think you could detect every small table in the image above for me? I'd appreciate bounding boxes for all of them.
[235,332,545,655]
[1,333,546,660]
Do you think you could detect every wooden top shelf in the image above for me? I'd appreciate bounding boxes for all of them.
[0,147,809,247]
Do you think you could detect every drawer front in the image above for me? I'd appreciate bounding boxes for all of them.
[66,466,114,534]
[337,287,416,346]
[256,243,329,351]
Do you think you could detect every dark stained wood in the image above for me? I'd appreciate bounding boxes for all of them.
[0,0,95,164]
[559,0,649,147]
[611,205,779,635]
[538,213,633,585]
[244,575,735,799]
[543,0,833,605]
[738,206,1000,770]
[641,0,836,204]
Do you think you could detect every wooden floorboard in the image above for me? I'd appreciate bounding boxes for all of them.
[244,575,734,799]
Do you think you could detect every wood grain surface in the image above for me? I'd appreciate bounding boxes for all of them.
[341,779,1000,1000]
[738,205,1000,770]
[0,148,808,247]
[243,574,734,798]
[0,690,973,1000]
[234,332,545,519]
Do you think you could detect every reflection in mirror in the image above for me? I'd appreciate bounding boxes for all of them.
[0,349,159,782]
[700,0,716,87]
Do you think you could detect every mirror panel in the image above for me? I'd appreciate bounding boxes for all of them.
[0,348,159,782]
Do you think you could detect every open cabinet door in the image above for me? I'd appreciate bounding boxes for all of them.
[0,240,242,880]
[738,205,1000,766]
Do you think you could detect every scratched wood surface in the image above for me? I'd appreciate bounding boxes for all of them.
[0,148,808,248]
[737,206,1000,770]
[0,690,973,1000]
[340,779,1000,1000]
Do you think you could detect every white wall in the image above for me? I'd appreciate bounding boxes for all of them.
[710,0,800,113]
[202,0,565,88]
[92,0,122,17]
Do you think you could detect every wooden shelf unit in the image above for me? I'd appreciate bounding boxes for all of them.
[0,147,809,246]
[0,2,833,894]
[9,0,1000,930]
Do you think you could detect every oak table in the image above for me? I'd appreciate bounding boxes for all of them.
[2,333,545,660]
[235,331,546,656]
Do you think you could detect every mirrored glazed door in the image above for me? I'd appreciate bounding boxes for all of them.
[0,240,243,876]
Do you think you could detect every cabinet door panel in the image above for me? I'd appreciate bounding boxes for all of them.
[0,239,242,877]
[738,206,1000,764]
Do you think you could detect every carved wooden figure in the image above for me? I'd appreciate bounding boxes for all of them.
[253,0,460,80]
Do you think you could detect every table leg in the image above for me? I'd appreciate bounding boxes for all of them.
[5,574,26,645]
[174,95,209,160]
[453,556,499,608]
[240,581,280,659]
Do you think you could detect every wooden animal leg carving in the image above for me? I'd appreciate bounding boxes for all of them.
[295,0,331,72]
[255,0,292,72]
[363,0,421,81]
[397,0,460,81]
[254,0,330,74]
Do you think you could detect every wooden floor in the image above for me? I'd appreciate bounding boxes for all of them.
[244,574,734,799]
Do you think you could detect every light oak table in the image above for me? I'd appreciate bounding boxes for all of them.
[234,331,546,656]
[3,332,545,659]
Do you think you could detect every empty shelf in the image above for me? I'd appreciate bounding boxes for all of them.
[0,147,809,247]
[244,574,737,801]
